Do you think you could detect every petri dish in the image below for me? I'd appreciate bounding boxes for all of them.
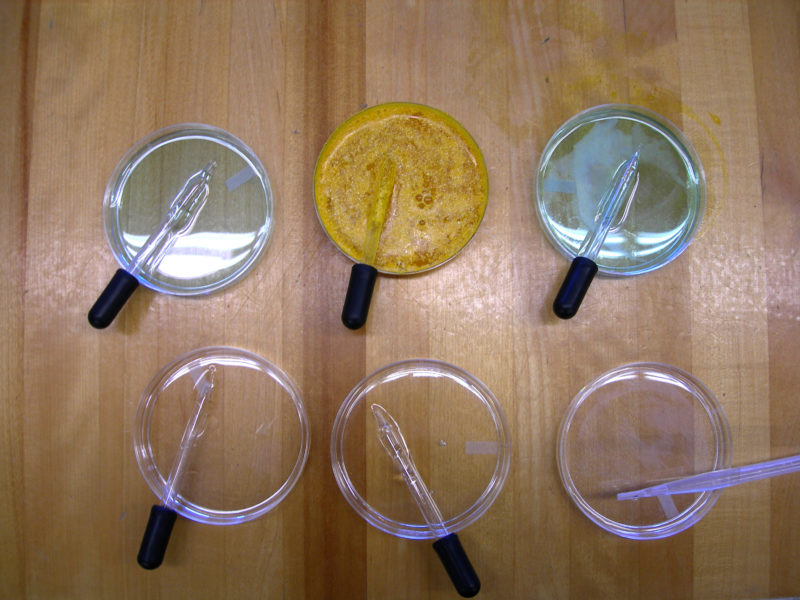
[314,102,488,275]
[103,123,273,295]
[331,359,511,540]
[535,105,706,276]
[557,362,731,540]
[133,347,309,525]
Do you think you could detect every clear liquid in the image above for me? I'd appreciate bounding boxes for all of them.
[537,112,704,275]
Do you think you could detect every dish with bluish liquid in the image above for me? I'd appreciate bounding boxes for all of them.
[103,124,273,295]
[536,105,706,276]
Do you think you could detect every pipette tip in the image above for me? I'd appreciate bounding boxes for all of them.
[370,403,391,427]
[618,149,640,186]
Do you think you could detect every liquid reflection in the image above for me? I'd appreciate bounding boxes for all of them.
[122,230,262,279]
[546,218,693,263]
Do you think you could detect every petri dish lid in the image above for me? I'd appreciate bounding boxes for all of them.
[133,347,309,525]
[314,103,488,275]
[535,105,706,276]
[331,359,511,540]
[103,123,273,295]
[557,362,731,540]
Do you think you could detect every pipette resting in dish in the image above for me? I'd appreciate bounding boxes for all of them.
[617,453,800,501]
[89,161,217,329]
[552,150,639,319]
[371,403,449,537]
[341,156,396,330]
[370,403,480,598]
[129,161,217,277]
[137,365,217,570]
[161,365,216,507]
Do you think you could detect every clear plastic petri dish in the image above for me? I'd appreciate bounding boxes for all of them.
[557,362,731,540]
[103,123,273,295]
[535,105,706,276]
[331,359,511,540]
[133,346,309,525]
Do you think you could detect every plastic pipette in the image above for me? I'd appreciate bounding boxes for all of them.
[161,366,216,506]
[553,150,639,319]
[371,403,449,536]
[89,161,217,329]
[128,161,217,277]
[342,156,396,330]
[370,403,480,598]
[617,453,800,501]
[137,366,216,569]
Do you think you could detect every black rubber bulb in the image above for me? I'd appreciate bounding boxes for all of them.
[137,505,178,569]
[552,256,598,319]
[88,269,140,328]
[433,533,481,598]
[341,263,378,329]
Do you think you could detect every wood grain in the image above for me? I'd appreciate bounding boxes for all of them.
[1,1,798,598]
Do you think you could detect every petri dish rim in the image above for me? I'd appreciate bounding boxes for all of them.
[330,358,512,540]
[313,102,489,275]
[133,346,310,526]
[103,123,274,296]
[556,362,732,540]
[535,104,706,277]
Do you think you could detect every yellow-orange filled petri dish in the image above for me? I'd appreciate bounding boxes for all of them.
[314,103,488,274]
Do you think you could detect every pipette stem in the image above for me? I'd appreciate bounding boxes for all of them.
[129,161,217,276]
[617,453,800,501]
[161,366,216,507]
[371,403,449,537]
[577,150,639,262]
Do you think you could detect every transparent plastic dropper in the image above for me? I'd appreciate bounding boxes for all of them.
[89,161,217,329]
[161,365,216,507]
[370,403,481,597]
[129,161,217,277]
[576,150,639,262]
[370,403,449,537]
[552,150,639,319]
[137,365,216,569]
[617,453,800,501]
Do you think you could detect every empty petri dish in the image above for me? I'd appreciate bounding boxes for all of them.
[330,359,511,540]
[103,123,273,295]
[133,347,309,526]
[557,362,731,540]
[535,105,706,276]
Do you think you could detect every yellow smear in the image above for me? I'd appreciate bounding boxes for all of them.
[314,102,488,274]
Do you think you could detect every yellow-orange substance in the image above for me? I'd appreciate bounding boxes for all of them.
[314,103,488,274]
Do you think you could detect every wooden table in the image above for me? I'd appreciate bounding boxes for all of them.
[2,1,798,598]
